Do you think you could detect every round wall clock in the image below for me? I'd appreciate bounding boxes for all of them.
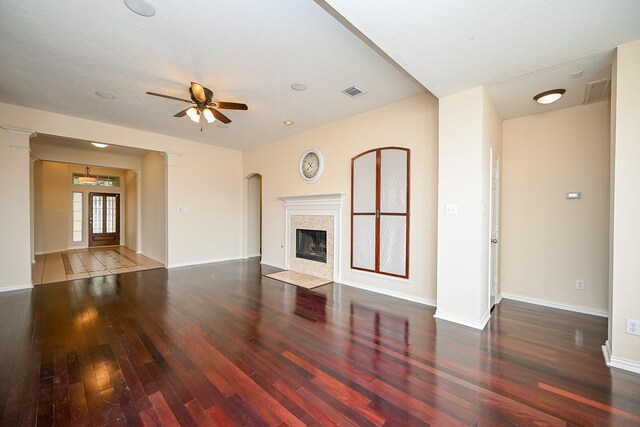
[299,148,324,183]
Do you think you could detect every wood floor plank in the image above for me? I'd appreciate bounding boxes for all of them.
[1,259,639,426]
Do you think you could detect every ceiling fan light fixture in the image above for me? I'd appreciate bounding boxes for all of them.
[91,142,108,148]
[186,107,200,122]
[203,108,215,123]
[533,88,566,105]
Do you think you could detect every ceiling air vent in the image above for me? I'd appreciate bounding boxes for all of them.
[583,78,611,105]
[342,85,367,98]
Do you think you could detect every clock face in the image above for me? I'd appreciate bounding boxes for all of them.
[300,149,324,183]
[302,152,320,178]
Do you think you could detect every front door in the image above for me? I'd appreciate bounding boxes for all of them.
[89,192,120,247]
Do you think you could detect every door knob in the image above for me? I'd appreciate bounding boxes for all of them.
[491,239,498,244]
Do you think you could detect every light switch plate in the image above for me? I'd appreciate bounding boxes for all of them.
[445,204,458,215]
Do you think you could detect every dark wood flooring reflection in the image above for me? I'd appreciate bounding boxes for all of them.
[1,259,639,426]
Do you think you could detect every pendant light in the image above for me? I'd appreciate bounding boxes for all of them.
[78,166,97,184]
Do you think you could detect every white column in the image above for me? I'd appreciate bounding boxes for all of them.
[0,126,35,291]
[434,87,502,329]
[605,39,640,374]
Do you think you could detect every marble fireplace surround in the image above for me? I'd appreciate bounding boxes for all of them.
[280,194,345,282]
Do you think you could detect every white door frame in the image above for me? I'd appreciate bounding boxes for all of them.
[488,148,501,309]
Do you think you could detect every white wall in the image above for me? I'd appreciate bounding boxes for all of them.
[243,93,439,304]
[436,87,502,328]
[125,170,138,250]
[0,102,243,286]
[0,129,31,290]
[501,102,610,314]
[247,174,261,258]
[609,39,640,370]
[141,152,166,263]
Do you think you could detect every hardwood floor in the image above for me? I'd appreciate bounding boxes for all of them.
[1,258,639,426]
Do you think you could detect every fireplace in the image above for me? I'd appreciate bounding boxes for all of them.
[280,193,345,282]
[296,229,327,263]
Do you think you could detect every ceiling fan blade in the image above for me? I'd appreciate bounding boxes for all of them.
[174,108,190,117]
[190,82,207,103]
[146,91,192,103]
[212,101,248,111]
[209,108,231,124]
[203,86,213,103]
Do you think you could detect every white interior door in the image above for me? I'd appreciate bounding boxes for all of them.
[489,151,500,309]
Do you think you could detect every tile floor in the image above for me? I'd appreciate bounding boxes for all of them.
[32,246,164,285]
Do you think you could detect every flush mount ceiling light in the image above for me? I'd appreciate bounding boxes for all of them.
[283,120,294,126]
[91,142,108,148]
[123,0,156,17]
[533,89,566,105]
[78,166,97,184]
[95,91,115,99]
[290,83,307,91]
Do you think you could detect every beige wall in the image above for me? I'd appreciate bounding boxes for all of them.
[125,170,138,250]
[33,161,128,253]
[243,93,439,304]
[31,136,142,170]
[141,152,166,262]
[609,40,640,367]
[436,87,502,328]
[0,130,31,290]
[0,102,243,286]
[501,101,610,313]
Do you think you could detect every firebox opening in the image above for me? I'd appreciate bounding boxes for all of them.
[296,229,327,263]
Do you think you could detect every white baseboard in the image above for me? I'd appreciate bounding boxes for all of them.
[501,292,609,318]
[244,253,261,259]
[138,251,165,265]
[434,309,490,330]
[0,283,34,293]
[168,256,241,269]
[260,261,286,270]
[339,279,437,308]
[602,341,640,375]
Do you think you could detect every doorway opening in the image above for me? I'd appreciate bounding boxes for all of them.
[246,173,262,259]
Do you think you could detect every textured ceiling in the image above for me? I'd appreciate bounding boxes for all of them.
[321,0,640,119]
[0,0,422,149]
[2,1,640,147]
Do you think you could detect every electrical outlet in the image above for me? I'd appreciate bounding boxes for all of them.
[575,280,585,290]
[627,319,640,336]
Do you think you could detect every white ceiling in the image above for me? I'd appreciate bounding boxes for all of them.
[0,1,422,150]
[321,0,640,119]
[2,1,640,150]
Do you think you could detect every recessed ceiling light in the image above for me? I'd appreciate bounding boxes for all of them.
[533,89,566,105]
[570,71,584,79]
[283,120,294,126]
[290,83,307,91]
[95,91,115,99]
[123,0,156,17]
[91,142,108,148]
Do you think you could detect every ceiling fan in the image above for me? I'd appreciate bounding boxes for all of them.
[146,82,248,128]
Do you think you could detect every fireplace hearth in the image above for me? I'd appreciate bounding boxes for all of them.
[296,229,327,263]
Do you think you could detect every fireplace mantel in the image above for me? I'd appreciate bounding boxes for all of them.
[280,194,345,282]
[279,193,345,210]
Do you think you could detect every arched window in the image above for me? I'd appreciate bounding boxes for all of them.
[351,147,410,278]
